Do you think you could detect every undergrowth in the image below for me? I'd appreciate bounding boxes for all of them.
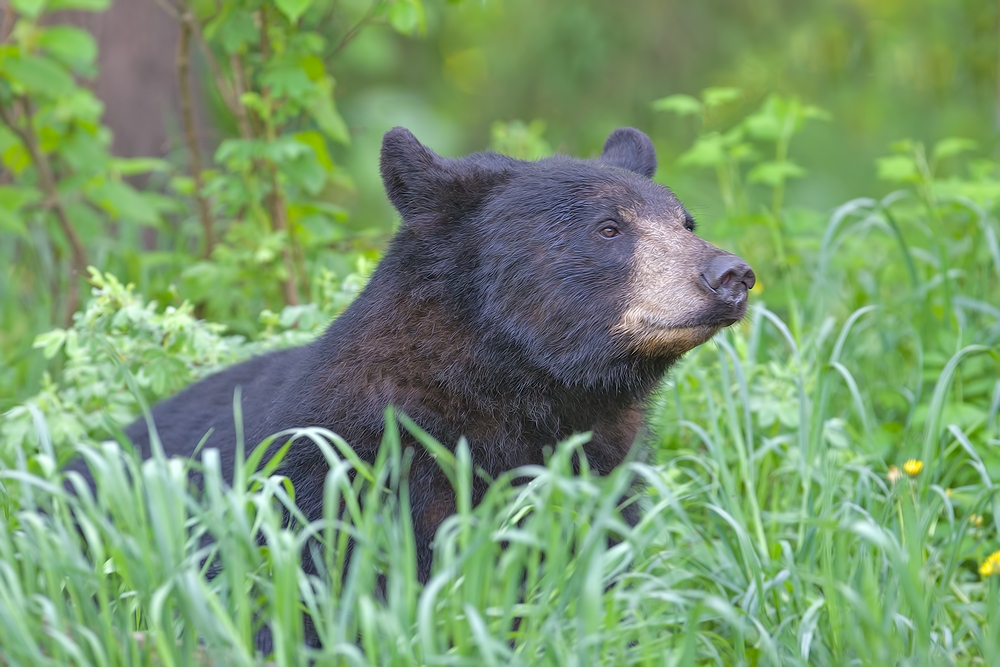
[1,116,1000,664]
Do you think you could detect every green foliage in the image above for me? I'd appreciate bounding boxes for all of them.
[2,1,1000,662]
[1,298,999,663]
[1,261,371,462]
[0,0,429,407]
[489,119,552,160]
[3,103,1000,662]
[657,89,828,217]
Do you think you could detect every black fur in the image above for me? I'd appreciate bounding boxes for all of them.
[599,127,658,178]
[71,126,750,647]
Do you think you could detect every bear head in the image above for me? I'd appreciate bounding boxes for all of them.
[378,126,755,389]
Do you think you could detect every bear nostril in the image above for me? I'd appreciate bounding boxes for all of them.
[703,255,754,293]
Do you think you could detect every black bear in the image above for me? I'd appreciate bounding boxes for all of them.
[80,125,753,634]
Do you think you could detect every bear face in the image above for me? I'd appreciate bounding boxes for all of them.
[378,127,755,389]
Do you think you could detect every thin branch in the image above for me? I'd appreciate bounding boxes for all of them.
[1,1,15,44]
[191,20,242,118]
[258,6,299,305]
[0,97,89,325]
[177,0,216,256]
[259,7,271,59]
[153,0,240,126]
[329,2,379,59]
[149,0,180,19]
[266,181,300,306]
[229,52,253,139]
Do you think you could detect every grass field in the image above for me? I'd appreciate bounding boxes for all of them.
[2,150,1000,665]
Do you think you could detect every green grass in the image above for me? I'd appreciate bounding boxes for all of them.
[2,172,1000,665]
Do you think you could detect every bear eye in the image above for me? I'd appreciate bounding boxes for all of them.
[599,224,620,239]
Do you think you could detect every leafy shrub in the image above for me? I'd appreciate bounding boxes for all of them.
[1,261,371,463]
[0,0,430,407]
[1,34,1000,665]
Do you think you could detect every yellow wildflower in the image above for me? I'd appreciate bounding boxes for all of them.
[887,465,902,485]
[970,514,984,527]
[980,550,1000,578]
[903,459,923,477]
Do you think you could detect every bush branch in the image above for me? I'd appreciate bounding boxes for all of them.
[177,0,216,256]
[229,52,254,139]
[0,97,89,325]
[258,6,300,306]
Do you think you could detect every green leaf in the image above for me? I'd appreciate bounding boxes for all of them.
[0,208,28,235]
[85,179,160,225]
[11,0,46,19]
[968,158,997,180]
[299,54,325,80]
[110,157,172,175]
[889,139,916,154]
[489,119,552,160]
[747,159,806,186]
[701,87,742,108]
[238,92,269,120]
[65,201,105,238]
[180,260,227,303]
[743,110,782,141]
[280,151,326,195]
[933,177,1000,205]
[0,185,40,212]
[46,0,109,10]
[140,191,185,216]
[59,129,109,176]
[728,142,758,163]
[38,26,97,70]
[1,55,75,98]
[678,133,726,168]
[215,137,266,168]
[932,137,977,162]
[259,59,314,100]
[388,0,425,35]
[54,89,105,123]
[170,175,196,196]
[297,34,326,56]
[294,131,335,171]
[802,105,831,121]
[209,12,258,55]
[876,155,919,183]
[0,186,39,235]
[0,126,17,154]
[275,0,313,23]
[1,141,31,175]
[264,137,311,163]
[652,94,702,116]
[34,329,68,359]
[310,95,350,144]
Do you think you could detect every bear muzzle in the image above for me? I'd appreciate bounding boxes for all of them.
[700,253,756,319]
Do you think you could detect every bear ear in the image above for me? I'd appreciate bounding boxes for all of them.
[380,127,446,220]
[380,126,513,226]
[600,127,657,179]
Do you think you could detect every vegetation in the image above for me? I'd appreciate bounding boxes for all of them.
[2,0,1000,664]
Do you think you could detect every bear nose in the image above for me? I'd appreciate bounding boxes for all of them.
[701,255,756,301]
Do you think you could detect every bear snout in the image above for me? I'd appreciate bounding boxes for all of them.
[700,254,756,308]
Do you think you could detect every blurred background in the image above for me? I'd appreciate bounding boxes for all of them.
[77,0,999,217]
[2,0,998,408]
